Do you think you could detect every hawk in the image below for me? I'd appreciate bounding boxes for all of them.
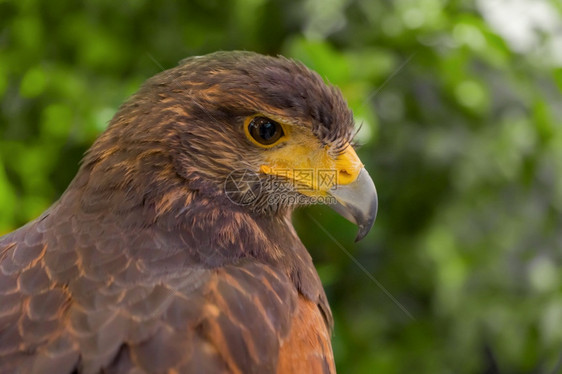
[0,51,377,373]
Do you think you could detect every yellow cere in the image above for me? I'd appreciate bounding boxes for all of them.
[257,124,363,196]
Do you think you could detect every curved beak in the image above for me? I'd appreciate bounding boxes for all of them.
[258,141,377,241]
[328,168,378,241]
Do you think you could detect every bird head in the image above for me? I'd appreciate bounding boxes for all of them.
[82,51,377,240]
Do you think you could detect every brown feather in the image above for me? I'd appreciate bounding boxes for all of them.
[277,296,336,374]
[0,51,351,373]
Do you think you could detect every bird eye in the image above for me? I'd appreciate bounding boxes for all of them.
[246,117,285,146]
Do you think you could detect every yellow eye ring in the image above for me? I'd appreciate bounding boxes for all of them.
[244,116,287,148]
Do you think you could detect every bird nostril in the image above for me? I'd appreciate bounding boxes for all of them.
[338,169,354,184]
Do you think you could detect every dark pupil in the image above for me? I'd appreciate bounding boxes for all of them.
[259,121,276,140]
[249,117,283,145]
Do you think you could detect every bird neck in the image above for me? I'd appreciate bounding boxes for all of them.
[65,159,304,269]
[61,162,330,325]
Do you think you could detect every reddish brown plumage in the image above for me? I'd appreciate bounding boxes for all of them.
[0,51,358,373]
[277,296,335,373]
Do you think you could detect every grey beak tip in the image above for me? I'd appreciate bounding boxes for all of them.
[355,188,378,242]
[354,226,367,242]
[328,168,378,242]
[354,209,377,242]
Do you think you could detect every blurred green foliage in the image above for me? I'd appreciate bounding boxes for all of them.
[1,0,562,372]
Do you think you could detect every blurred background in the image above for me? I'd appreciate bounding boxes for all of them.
[1,0,562,372]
